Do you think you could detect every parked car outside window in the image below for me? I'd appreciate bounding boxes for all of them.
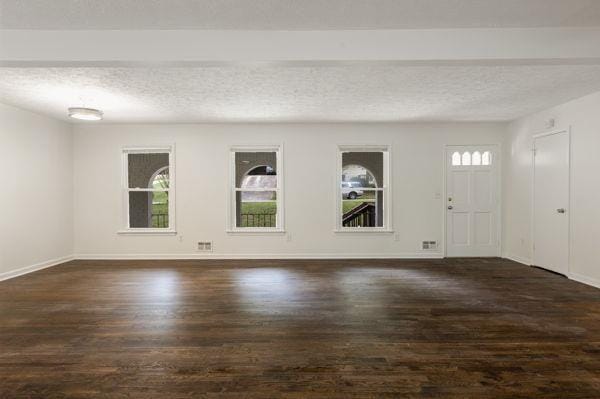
[341,181,364,199]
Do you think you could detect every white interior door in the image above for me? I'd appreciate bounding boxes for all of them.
[533,131,570,275]
[446,146,499,257]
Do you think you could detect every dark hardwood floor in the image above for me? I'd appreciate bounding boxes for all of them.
[1,258,599,398]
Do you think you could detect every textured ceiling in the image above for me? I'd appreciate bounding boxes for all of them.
[2,65,600,123]
[1,0,600,30]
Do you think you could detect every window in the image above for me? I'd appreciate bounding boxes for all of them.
[451,151,461,166]
[121,146,175,233]
[452,150,492,166]
[482,151,491,165]
[461,151,471,166]
[337,145,391,231]
[229,146,283,232]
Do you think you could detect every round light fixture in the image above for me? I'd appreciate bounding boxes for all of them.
[68,107,103,121]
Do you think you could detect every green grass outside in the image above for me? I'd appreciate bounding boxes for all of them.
[149,197,375,228]
[241,200,373,215]
[360,191,376,199]
[240,201,277,214]
[342,199,375,213]
[151,191,169,228]
[240,201,277,227]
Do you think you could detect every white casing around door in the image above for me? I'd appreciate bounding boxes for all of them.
[533,131,570,275]
[446,145,499,257]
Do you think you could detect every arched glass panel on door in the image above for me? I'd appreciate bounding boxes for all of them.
[472,151,481,165]
[461,151,471,166]
[482,151,491,165]
[451,152,461,166]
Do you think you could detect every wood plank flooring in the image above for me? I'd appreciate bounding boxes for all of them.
[1,258,599,398]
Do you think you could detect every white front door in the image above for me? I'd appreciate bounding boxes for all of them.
[446,146,499,257]
[533,131,570,275]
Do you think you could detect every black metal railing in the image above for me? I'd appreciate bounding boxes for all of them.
[152,213,169,228]
[240,213,277,227]
[343,203,376,227]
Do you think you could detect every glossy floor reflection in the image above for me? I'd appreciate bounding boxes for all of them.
[1,258,599,398]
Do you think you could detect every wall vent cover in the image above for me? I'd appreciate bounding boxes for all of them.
[197,241,213,252]
[422,241,438,250]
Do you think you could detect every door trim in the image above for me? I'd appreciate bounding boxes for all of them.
[443,144,502,257]
[531,127,571,275]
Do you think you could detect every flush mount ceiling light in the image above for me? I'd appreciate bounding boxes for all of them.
[68,107,103,121]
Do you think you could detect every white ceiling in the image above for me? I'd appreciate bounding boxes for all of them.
[2,0,600,30]
[2,65,600,123]
[2,2,600,123]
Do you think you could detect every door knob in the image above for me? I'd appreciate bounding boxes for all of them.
[447,206,453,210]
[557,208,566,214]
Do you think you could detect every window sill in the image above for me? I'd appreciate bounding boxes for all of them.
[333,228,394,234]
[226,229,286,235]
[118,229,177,236]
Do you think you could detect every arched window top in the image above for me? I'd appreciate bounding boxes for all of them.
[246,165,275,176]
[452,150,492,166]
[461,152,471,166]
[482,151,491,166]
[452,152,461,166]
[342,164,378,188]
[149,166,169,189]
[241,165,277,189]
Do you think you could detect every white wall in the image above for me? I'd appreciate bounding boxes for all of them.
[503,91,600,287]
[73,122,505,258]
[0,103,73,280]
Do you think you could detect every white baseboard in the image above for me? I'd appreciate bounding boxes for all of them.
[568,272,600,289]
[0,255,74,282]
[73,252,444,260]
[503,254,599,290]
[503,253,531,266]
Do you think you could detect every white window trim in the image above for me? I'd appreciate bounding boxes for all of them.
[334,144,393,233]
[118,145,176,235]
[227,144,285,234]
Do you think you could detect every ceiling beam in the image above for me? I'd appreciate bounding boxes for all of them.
[2,28,600,66]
